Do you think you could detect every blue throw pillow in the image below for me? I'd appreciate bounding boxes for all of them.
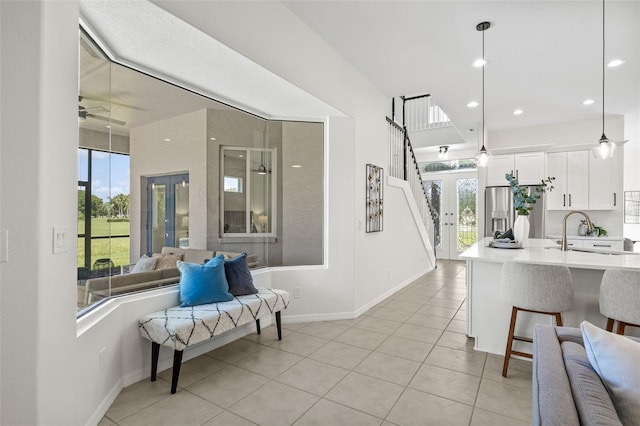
[177,254,233,307]
[224,253,258,296]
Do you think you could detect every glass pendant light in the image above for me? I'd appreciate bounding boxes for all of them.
[592,0,616,159]
[475,21,492,167]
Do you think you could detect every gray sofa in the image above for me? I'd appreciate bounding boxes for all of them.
[532,325,639,425]
[83,247,258,304]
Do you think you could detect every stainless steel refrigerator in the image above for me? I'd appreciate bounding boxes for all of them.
[485,186,545,238]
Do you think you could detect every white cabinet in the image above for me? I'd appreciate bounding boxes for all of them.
[487,152,545,186]
[546,151,589,210]
[547,148,623,210]
[583,240,624,251]
[588,148,623,210]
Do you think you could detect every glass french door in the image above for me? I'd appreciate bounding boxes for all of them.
[424,172,478,260]
[146,174,189,253]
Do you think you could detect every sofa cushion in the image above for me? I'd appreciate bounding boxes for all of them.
[131,254,159,274]
[224,253,258,296]
[177,255,233,307]
[561,341,622,425]
[581,321,640,425]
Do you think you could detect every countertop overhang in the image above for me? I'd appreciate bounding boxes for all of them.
[460,238,640,271]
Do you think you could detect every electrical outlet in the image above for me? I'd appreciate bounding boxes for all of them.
[99,347,106,372]
[52,226,69,254]
[293,287,301,298]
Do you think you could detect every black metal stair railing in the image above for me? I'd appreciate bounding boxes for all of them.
[387,116,437,252]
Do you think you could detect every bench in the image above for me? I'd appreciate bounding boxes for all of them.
[138,287,289,393]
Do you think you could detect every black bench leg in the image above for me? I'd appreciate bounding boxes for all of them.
[256,318,261,334]
[151,342,160,382]
[171,350,183,394]
[276,311,282,340]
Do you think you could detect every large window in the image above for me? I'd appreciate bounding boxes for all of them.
[221,147,276,236]
[77,27,324,316]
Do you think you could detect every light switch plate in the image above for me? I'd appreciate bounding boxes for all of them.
[52,226,69,254]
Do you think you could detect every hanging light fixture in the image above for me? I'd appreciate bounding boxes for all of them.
[592,0,616,159]
[438,146,449,159]
[475,21,492,167]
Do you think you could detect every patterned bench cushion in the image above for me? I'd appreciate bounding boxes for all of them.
[139,287,289,351]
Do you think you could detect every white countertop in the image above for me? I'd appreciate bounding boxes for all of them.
[460,238,640,271]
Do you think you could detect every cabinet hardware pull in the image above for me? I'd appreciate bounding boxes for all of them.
[594,244,612,248]
[563,194,566,207]
[569,194,572,206]
[516,169,519,179]
[614,193,616,206]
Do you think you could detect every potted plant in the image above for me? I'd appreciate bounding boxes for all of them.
[505,173,555,244]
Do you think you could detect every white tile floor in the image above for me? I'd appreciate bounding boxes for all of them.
[100,260,532,426]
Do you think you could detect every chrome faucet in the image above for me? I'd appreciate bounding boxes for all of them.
[561,211,594,251]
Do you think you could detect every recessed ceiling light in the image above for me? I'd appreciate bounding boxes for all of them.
[582,99,595,105]
[467,128,475,133]
[163,138,171,142]
[105,125,111,129]
[513,109,523,115]
[607,59,625,68]
[467,101,479,108]
[209,137,216,141]
[291,164,302,168]
[472,58,486,67]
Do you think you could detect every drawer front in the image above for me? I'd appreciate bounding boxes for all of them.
[582,240,623,251]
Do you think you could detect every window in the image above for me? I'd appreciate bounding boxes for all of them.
[221,147,276,236]
[224,176,243,193]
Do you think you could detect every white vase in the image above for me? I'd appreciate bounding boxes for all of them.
[513,214,530,245]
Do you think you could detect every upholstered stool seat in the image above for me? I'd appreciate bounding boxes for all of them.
[599,269,640,335]
[500,262,573,377]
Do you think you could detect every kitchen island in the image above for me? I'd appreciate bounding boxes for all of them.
[460,238,640,355]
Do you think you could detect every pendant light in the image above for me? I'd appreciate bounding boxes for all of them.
[475,21,492,167]
[592,0,616,159]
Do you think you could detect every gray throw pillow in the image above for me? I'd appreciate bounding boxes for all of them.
[224,253,258,296]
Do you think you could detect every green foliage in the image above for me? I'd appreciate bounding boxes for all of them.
[505,173,555,216]
[591,225,608,237]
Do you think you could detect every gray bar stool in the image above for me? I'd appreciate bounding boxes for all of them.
[500,262,573,377]
[599,269,640,335]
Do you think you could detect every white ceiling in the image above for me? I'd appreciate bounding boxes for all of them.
[283,1,640,151]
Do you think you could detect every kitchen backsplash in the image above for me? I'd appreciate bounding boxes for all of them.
[545,209,624,238]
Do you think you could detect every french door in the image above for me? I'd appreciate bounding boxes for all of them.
[146,173,189,253]
[423,172,478,260]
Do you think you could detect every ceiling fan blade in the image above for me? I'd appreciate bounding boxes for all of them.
[86,113,126,126]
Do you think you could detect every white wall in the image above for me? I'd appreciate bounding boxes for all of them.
[130,109,208,256]
[1,1,80,424]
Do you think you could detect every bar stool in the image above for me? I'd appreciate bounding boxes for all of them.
[599,269,640,335]
[500,262,573,377]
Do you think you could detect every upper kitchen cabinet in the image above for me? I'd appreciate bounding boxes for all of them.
[588,147,623,210]
[486,152,545,186]
[546,148,622,210]
[546,151,589,210]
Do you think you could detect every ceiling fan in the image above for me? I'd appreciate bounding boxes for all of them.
[78,95,126,126]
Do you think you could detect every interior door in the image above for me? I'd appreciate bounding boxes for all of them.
[146,174,189,253]
[424,172,478,260]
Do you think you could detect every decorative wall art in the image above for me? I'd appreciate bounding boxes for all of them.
[366,164,384,233]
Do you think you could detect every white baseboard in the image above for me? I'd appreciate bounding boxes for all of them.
[85,378,123,426]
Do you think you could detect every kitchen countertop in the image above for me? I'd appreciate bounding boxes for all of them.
[460,238,640,271]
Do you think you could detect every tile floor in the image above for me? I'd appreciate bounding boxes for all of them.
[100,260,532,426]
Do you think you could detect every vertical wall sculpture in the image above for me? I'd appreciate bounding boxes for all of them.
[366,164,384,233]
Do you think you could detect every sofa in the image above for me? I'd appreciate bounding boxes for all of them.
[83,247,258,304]
[532,324,640,426]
